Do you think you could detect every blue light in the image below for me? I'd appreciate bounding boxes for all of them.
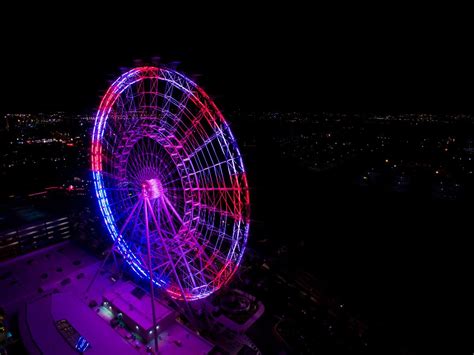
[75,336,91,352]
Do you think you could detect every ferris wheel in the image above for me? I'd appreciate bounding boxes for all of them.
[91,66,250,302]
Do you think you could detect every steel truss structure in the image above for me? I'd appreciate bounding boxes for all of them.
[91,67,250,306]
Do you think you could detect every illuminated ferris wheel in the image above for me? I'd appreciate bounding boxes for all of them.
[91,66,250,302]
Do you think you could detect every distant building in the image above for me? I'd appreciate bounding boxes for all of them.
[0,216,71,260]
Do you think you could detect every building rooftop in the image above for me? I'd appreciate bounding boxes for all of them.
[103,281,175,331]
[3,242,215,354]
[21,291,138,355]
[155,321,214,355]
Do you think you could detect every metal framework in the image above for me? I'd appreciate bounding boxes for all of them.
[91,67,250,307]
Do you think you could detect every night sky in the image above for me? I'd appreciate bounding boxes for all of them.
[2,8,473,114]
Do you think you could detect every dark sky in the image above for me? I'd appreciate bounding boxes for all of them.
[2,8,473,114]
